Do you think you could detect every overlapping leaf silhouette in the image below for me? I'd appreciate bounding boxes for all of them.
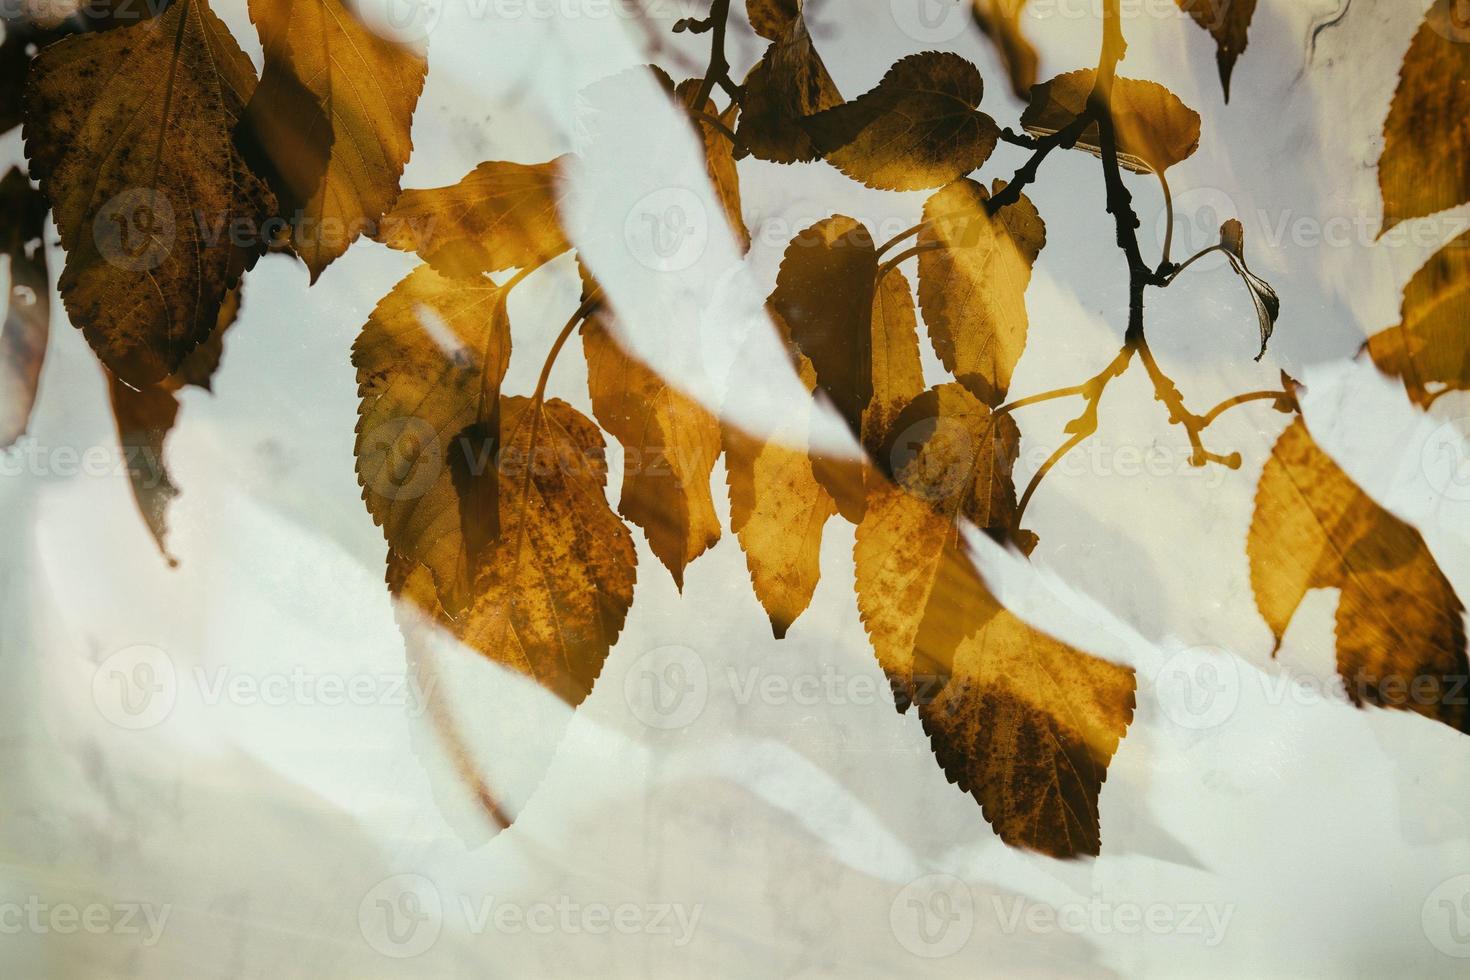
[736,4,842,163]
[22,0,273,386]
[803,51,1001,192]
[970,0,1038,101]
[0,167,50,449]
[1175,0,1258,101]
[1366,231,1470,405]
[237,0,426,279]
[918,178,1045,406]
[1249,419,1469,732]
[1021,69,1200,174]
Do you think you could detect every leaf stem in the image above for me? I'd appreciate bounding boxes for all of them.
[1199,389,1293,428]
[1157,168,1175,268]
[876,241,945,279]
[533,288,602,407]
[691,109,749,154]
[691,0,733,111]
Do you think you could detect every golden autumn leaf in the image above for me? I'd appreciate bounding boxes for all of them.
[865,267,927,454]
[583,316,722,589]
[236,0,426,280]
[675,79,750,253]
[457,395,637,706]
[1378,0,1470,234]
[736,8,842,164]
[917,178,1045,406]
[106,285,241,566]
[1021,69,1201,174]
[353,264,512,613]
[1249,419,1469,731]
[0,167,50,449]
[375,157,574,279]
[22,0,274,386]
[745,0,798,40]
[1175,0,1257,101]
[723,313,839,637]
[970,0,1037,101]
[855,383,1134,856]
[1366,232,1470,404]
[803,51,1001,192]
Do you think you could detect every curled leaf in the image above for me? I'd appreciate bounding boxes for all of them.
[1249,419,1469,732]
[804,51,1000,192]
[1218,218,1279,360]
[1021,69,1201,174]
[22,0,274,385]
[375,157,574,279]
[918,178,1046,405]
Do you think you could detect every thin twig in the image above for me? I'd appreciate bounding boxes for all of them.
[691,0,732,111]
[691,109,749,154]
[1199,389,1292,429]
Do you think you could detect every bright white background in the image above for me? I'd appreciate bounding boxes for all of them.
[4,0,1470,975]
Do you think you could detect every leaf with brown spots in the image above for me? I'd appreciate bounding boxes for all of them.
[1366,231,1470,405]
[375,157,574,279]
[236,0,426,280]
[804,51,1001,192]
[735,6,842,164]
[1248,419,1469,732]
[855,383,1134,856]
[1175,0,1258,101]
[1021,69,1201,174]
[353,264,512,614]
[1378,0,1470,234]
[745,0,798,40]
[583,315,722,590]
[458,395,637,706]
[0,167,50,449]
[917,178,1045,406]
[22,0,274,386]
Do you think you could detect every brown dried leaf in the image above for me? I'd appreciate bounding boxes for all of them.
[804,51,1000,192]
[375,157,574,279]
[1175,0,1258,101]
[22,0,274,385]
[458,396,637,706]
[745,0,798,40]
[1366,232,1470,405]
[0,167,50,448]
[918,178,1045,406]
[736,9,842,164]
[1378,0,1470,233]
[1021,69,1201,174]
[583,316,722,589]
[353,265,512,613]
[1249,419,1469,731]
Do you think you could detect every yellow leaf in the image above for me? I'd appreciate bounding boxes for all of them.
[804,51,1001,192]
[22,0,274,385]
[1021,69,1201,174]
[676,80,750,253]
[458,396,637,706]
[736,9,842,164]
[918,178,1045,406]
[1248,419,1469,731]
[865,267,927,454]
[583,316,722,589]
[1366,231,1470,405]
[1175,0,1258,101]
[375,157,574,279]
[1378,0,1470,233]
[354,265,512,613]
[238,0,425,279]
[0,167,50,448]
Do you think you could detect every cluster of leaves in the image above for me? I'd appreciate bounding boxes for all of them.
[1,0,1466,860]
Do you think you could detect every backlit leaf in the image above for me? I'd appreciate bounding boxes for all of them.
[1248,419,1469,731]
[1378,0,1470,233]
[676,79,750,252]
[1021,69,1201,174]
[22,0,274,385]
[1175,0,1258,101]
[458,395,637,706]
[375,157,574,279]
[0,167,50,448]
[804,51,1000,192]
[1366,231,1470,405]
[583,315,722,589]
[917,178,1046,406]
[237,0,426,279]
[354,264,512,613]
